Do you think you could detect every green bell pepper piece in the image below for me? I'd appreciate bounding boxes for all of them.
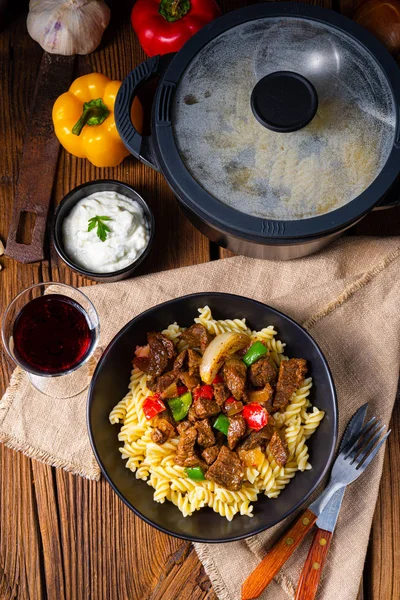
[168,391,192,421]
[242,341,268,366]
[213,413,230,435]
[185,466,206,481]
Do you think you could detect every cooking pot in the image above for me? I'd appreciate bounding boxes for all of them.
[115,3,400,260]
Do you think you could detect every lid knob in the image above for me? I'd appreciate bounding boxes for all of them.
[250,71,318,133]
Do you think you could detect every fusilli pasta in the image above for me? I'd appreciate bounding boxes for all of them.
[109,307,324,520]
[303,407,325,439]
[195,305,251,336]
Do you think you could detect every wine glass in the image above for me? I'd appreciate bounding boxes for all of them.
[2,282,100,398]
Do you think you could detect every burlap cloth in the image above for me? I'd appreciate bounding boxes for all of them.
[1,236,400,599]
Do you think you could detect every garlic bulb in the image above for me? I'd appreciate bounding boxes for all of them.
[27,0,111,56]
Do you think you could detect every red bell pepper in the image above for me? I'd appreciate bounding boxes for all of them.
[143,394,166,420]
[131,0,222,57]
[193,385,214,401]
[177,385,188,396]
[212,373,223,384]
[242,403,268,431]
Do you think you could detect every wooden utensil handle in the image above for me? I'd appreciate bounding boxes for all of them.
[5,53,75,264]
[241,509,317,600]
[6,209,48,264]
[294,528,333,600]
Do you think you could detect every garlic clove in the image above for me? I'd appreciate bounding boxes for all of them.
[27,0,111,56]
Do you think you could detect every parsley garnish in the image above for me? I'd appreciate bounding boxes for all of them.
[88,215,112,242]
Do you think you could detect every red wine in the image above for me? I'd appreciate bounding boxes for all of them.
[13,294,95,375]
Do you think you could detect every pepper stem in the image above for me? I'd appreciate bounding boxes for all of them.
[159,0,191,23]
[72,98,110,136]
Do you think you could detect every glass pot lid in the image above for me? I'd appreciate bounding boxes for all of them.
[172,16,396,222]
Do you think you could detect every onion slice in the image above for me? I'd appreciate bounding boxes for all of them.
[200,332,251,384]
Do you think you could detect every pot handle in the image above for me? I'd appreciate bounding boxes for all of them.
[115,54,174,170]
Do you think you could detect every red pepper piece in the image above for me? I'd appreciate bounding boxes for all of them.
[131,0,221,57]
[177,385,188,396]
[225,397,235,405]
[212,373,223,384]
[242,402,268,431]
[143,394,166,420]
[193,385,214,401]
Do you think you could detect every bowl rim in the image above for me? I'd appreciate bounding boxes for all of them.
[87,292,338,543]
[52,179,155,279]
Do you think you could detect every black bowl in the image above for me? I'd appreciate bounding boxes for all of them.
[88,293,337,542]
[53,180,155,283]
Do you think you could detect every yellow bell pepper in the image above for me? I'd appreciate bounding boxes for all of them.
[52,73,143,168]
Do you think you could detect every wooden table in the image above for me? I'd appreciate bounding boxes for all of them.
[1,2,399,599]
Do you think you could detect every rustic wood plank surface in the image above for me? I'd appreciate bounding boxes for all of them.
[0,1,399,600]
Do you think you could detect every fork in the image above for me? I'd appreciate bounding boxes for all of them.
[308,416,390,518]
[241,414,390,600]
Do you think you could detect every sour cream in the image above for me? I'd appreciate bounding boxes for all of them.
[62,191,149,273]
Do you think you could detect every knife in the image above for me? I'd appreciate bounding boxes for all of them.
[294,402,368,599]
[241,403,368,600]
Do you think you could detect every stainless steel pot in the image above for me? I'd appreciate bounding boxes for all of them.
[115,3,400,260]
